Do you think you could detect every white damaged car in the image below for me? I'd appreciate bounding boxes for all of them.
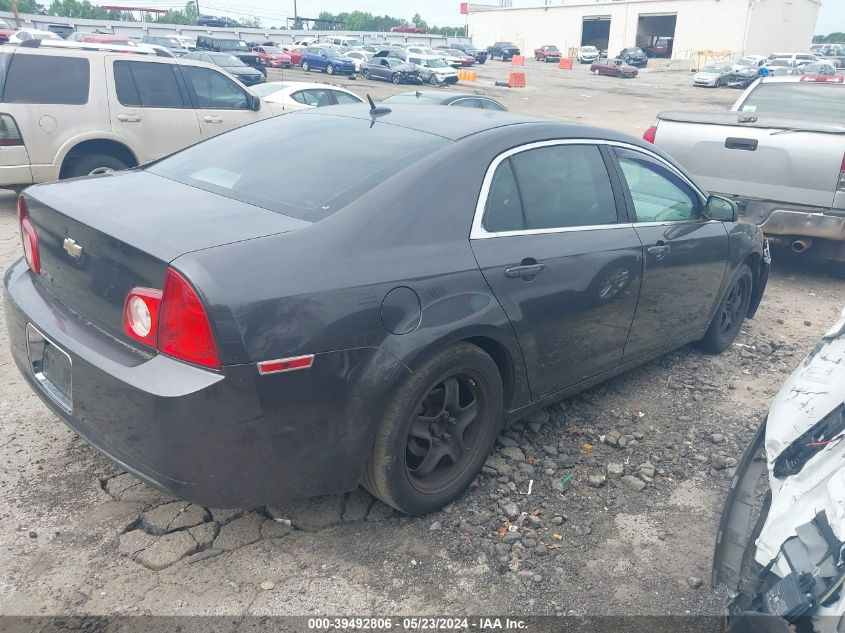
[714,308,845,629]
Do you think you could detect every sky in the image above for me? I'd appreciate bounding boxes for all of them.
[816,0,845,35]
[184,0,845,32]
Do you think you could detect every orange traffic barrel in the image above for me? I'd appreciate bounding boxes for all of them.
[511,55,525,66]
[508,72,526,87]
[559,58,574,70]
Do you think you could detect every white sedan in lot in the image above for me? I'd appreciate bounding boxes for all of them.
[344,49,374,71]
[249,81,364,113]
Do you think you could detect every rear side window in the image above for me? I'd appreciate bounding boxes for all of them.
[332,90,361,105]
[113,61,184,108]
[483,145,618,232]
[4,54,89,104]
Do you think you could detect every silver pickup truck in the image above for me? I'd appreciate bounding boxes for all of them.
[646,76,845,275]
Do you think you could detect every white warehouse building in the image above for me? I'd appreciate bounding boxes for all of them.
[467,0,821,59]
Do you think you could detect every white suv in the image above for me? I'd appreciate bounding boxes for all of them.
[0,41,271,189]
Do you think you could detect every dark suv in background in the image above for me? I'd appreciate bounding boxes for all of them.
[453,43,487,64]
[487,41,520,61]
[195,35,267,76]
[618,47,648,67]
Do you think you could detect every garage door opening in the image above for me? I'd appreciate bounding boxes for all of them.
[636,13,676,58]
[581,16,610,51]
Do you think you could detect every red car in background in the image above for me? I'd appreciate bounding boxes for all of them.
[252,45,293,68]
[69,33,137,46]
[534,45,562,62]
[590,58,638,78]
[0,18,15,43]
[283,46,305,66]
[391,23,426,34]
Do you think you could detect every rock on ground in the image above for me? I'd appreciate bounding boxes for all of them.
[134,531,198,571]
[213,513,263,551]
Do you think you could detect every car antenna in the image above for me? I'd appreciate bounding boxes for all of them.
[367,95,391,127]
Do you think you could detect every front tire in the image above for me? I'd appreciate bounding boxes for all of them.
[63,153,128,179]
[362,68,370,80]
[429,74,438,86]
[391,72,401,84]
[593,69,600,76]
[362,343,504,515]
[697,264,753,353]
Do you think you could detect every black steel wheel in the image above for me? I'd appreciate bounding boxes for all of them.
[698,263,753,353]
[362,343,503,515]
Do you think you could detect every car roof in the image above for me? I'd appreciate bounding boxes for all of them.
[299,103,637,143]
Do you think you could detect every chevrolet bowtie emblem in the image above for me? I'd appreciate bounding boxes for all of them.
[63,238,83,259]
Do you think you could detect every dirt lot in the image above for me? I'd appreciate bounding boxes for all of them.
[1,59,843,619]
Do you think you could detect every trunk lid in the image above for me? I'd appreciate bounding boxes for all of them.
[23,170,307,341]
[654,111,845,209]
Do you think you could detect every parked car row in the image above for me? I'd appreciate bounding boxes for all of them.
[693,51,842,89]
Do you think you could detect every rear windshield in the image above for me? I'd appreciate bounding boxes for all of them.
[739,83,845,122]
[215,39,248,51]
[148,114,450,221]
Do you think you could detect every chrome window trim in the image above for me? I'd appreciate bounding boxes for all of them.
[470,138,708,240]
[449,97,479,108]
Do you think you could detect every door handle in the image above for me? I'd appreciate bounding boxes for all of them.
[724,137,758,151]
[647,243,671,260]
[505,259,545,279]
[116,114,141,122]
[204,115,224,123]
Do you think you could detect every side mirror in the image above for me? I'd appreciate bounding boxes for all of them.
[705,195,737,222]
[248,94,261,111]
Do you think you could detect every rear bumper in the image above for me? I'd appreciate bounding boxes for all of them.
[4,258,409,507]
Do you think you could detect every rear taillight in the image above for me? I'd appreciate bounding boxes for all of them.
[121,268,221,370]
[17,196,40,274]
[643,124,657,144]
[0,113,24,146]
[839,154,845,192]
[158,268,221,370]
[123,288,162,347]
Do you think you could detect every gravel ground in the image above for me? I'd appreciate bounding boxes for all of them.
[0,60,842,618]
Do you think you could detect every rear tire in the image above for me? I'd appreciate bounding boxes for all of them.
[62,153,128,179]
[302,61,310,72]
[362,343,503,515]
[697,264,753,353]
[362,68,370,79]
[593,69,600,76]
[326,64,335,75]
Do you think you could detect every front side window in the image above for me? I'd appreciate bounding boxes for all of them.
[482,144,617,232]
[614,148,700,222]
[4,54,89,104]
[113,60,184,108]
[181,66,249,110]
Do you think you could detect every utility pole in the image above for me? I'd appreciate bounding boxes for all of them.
[293,0,298,30]
[11,0,20,27]
[194,0,200,21]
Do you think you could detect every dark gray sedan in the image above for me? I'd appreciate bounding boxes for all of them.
[361,56,422,84]
[5,105,769,515]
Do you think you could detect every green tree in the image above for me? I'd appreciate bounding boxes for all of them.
[47,0,108,18]
[0,0,41,13]
[411,12,428,30]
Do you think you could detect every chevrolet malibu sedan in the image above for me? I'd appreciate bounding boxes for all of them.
[5,105,769,515]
